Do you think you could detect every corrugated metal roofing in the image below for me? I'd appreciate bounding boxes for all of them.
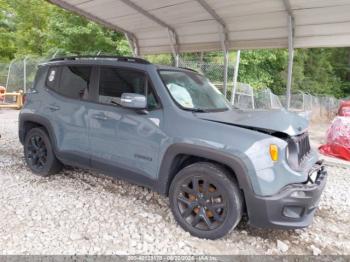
[49,0,350,54]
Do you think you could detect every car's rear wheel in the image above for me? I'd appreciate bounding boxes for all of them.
[169,162,243,239]
[24,128,62,176]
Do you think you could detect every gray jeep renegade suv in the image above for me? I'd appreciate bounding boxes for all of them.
[19,56,327,239]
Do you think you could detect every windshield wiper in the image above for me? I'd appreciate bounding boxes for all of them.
[190,108,210,113]
[190,107,230,113]
[110,100,121,107]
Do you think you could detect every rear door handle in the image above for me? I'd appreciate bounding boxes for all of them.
[92,113,108,121]
[49,105,60,111]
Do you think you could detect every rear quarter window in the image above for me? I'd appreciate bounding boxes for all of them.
[46,67,59,91]
[46,65,92,100]
[59,66,92,100]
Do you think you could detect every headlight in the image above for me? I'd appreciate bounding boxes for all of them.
[269,144,279,161]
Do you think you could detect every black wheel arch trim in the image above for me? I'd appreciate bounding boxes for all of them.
[19,113,58,149]
[157,143,255,196]
[19,113,90,167]
[157,143,270,226]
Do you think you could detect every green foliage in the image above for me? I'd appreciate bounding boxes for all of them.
[46,8,130,56]
[0,0,130,60]
[238,49,288,92]
[0,0,16,61]
[144,54,172,65]
[236,49,349,98]
[0,0,348,98]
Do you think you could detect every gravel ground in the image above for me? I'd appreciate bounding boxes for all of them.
[0,109,349,255]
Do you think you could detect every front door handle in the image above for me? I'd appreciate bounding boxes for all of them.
[49,105,60,111]
[92,113,108,121]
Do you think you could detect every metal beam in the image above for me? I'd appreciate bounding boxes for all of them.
[196,0,230,96]
[223,50,229,97]
[168,29,180,67]
[49,1,135,37]
[5,59,15,90]
[286,15,294,110]
[48,0,140,57]
[283,0,293,17]
[196,0,229,49]
[231,50,241,104]
[125,33,140,57]
[120,0,179,63]
[23,57,27,93]
[283,0,295,110]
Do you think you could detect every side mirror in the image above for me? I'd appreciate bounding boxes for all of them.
[120,93,147,109]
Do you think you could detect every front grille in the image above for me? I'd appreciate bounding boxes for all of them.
[294,133,311,164]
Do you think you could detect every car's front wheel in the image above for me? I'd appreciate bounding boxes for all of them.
[169,162,243,239]
[24,128,62,176]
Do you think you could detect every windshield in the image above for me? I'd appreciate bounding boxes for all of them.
[159,70,231,112]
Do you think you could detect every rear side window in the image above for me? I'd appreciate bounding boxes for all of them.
[58,66,92,100]
[98,67,160,109]
[46,67,59,90]
[99,67,145,99]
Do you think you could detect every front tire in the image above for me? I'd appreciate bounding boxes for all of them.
[169,162,243,239]
[24,128,62,176]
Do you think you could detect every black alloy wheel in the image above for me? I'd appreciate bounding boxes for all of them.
[169,162,243,239]
[24,128,62,176]
[177,176,227,231]
[26,134,48,170]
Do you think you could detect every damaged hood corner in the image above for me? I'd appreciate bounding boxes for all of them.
[196,109,309,137]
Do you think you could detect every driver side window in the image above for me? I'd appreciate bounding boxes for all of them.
[98,67,159,110]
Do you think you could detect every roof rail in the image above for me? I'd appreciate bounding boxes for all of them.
[50,55,151,64]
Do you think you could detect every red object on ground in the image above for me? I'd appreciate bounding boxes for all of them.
[319,116,350,161]
[338,100,350,116]
[0,86,5,102]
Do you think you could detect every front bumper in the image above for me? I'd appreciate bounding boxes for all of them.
[246,161,327,229]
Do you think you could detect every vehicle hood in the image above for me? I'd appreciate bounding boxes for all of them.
[195,109,308,137]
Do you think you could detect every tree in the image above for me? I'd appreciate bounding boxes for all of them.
[46,7,130,56]
[0,0,130,60]
[0,0,16,60]
[0,0,348,98]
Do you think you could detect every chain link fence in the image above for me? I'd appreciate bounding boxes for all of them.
[0,63,9,87]
[5,57,47,93]
[0,56,341,121]
[179,59,340,121]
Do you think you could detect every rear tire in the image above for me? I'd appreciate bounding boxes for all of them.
[169,162,243,239]
[24,128,62,176]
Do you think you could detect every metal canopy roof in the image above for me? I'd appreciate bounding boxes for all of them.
[49,0,350,55]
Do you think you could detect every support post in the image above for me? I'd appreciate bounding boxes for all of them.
[196,0,230,96]
[219,26,229,98]
[231,50,241,104]
[5,59,15,90]
[286,15,294,110]
[175,53,179,67]
[125,33,139,57]
[52,50,59,58]
[223,49,229,98]
[168,29,180,67]
[23,58,27,93]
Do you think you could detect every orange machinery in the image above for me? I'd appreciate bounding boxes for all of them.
[0,86,24,110]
